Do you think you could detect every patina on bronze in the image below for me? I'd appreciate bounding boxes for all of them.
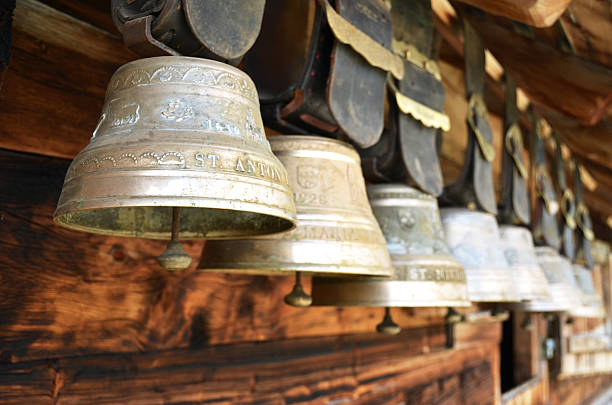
[311,185,470,333]
[198,136,393,306]
[499,225,551,301]
[54,57,297,270]
[440,208,521,302]
[569,265,606,319]
[521,247,582,312]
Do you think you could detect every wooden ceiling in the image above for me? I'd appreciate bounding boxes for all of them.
[2,0,611,241]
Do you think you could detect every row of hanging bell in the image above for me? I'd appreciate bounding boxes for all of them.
[53,56,598,331]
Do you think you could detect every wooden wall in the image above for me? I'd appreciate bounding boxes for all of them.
[0,0,611,404]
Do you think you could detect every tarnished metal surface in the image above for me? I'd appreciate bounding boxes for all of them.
[569,265,606,318]
[54,56,297,239]
[440,208,520,302]
[198,135,392,276]
[521,247,582,312]
[311,185,470,307]
[499,225,550,301]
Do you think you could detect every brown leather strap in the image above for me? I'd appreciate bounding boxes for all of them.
[499,74,530,225]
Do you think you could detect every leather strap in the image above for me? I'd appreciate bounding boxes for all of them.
[554,135,576,260]
[530,111,561,249]
[327,0,392,147]
[574,159,595,269]
[499,74,529,224]
[441,19,496,213]
[111,0,265,62]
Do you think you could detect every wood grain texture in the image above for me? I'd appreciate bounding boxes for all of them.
[561,0,612,68]
[0,333,499,405]
[461,9,612,127]
[0,0,137,160]
[0,148,458,362]
[453,0,572,28]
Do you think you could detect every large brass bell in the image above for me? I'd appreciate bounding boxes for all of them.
[569,265,606,318]
[440,208,521,302]
[311,185,471,333]
[499,226,551,301]
[521,247,582,312]
[54,57,297,270]
[198,135,393,306]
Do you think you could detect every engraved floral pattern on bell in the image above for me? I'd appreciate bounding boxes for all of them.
[310,185,470,307]
[440,208,521,302]
[198,135,393,277]
[54,56,297,239]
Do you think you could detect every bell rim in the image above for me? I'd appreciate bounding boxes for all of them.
[53,199,297,240]
[112,56,257,85]
[269,135,360,161]
[310,279,471,307]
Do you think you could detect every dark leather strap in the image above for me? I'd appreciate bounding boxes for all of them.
[499,74,529,224]
[530,112,561,249]
[441,19,496,213]
[554,135,576,260]
[574,159,595,269]
[327,0,391,148]
[111,0,265,62]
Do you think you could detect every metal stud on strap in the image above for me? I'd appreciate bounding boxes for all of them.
[504,123,528,179]
[560,189,577,230]
[467,93,495,162]
[576,203,595,241]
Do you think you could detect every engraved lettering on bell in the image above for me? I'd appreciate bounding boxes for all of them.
[54,56,297,239]
[199,135,392,277]
[311,184,471,308]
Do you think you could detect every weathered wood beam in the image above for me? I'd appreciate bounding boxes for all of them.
[461,8,612,127]
[0,148,456,362]
[560,0,612,68]
[452,0,572,28]
[0,0,137,159]
[0,332,499,404]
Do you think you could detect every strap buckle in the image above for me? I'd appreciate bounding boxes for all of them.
[504,123,527,179]
[467,93,495,162]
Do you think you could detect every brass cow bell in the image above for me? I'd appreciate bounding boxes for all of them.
[311,185,471,333]
[440,208,521,302]
[199,135,393,306]
[54,57,297,270]
[499,226,551,301]
[521,247,582,312]
[569,265,606,318]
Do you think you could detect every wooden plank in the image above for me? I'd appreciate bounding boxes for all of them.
[0,148,455,362]
[37,0,117,35]
[0,0,137,160]
[560,0,612,68]
[0,334,498,405]
[453,0,572,28]
[461,9,612,127]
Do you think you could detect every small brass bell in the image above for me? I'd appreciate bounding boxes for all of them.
[54,57,297,270]
[311,185,471,332]
[198,136,393,305]
[569,265,606,318]
[440,208,521,302]
[521,247,582,312]
[499,225,551,301]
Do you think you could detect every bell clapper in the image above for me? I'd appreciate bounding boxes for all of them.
[376,307,401,335]
[284,272,312,307]
[522,314,534,331]
[492,304,507,321]
[157,207,192,271]
[445,307,463,324]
